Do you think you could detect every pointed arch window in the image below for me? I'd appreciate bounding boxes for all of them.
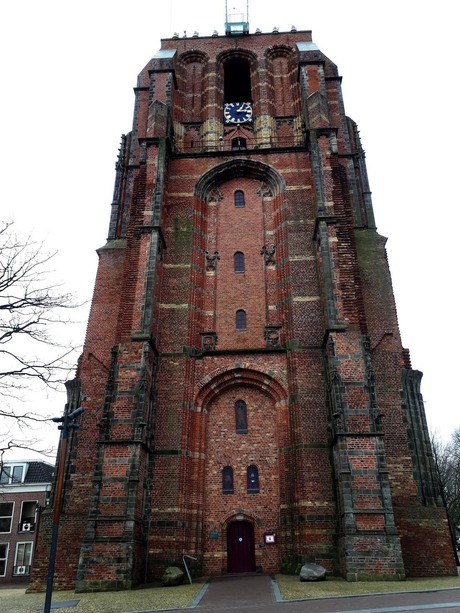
[234,190,245,208]
[235,400,248,434]
[236,309,246,330]
[234,251,245,273]
[247,465,260,493]
[222,466,234,494]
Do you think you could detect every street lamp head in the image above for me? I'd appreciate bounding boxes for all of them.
[67,406,84,420]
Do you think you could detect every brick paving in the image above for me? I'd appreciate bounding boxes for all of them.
[155,574,460,613]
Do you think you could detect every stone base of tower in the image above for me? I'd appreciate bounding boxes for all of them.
[338,533,406,581]
[75,540,144,592]
[28,511,88,592]
[395,505,458,577]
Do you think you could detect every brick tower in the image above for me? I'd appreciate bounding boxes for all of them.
[31,15,457,591]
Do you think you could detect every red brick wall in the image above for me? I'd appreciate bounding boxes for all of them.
[30,28,457,590]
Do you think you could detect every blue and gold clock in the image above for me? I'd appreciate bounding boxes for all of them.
[224,102,253,124]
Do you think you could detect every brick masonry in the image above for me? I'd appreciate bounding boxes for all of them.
[30,27,457,591]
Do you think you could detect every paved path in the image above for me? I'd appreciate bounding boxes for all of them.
[194,574,276,610]
[158,574,460,613]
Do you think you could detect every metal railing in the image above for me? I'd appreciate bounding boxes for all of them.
[172,134,306,155]
[182,554,197,584]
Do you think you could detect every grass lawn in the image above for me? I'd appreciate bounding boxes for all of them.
[275,572,460,600]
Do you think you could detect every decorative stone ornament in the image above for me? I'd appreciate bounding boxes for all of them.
[261,244,276,265]
[201,332,218,351]
[264,326,281,348]
[206,251,220,271]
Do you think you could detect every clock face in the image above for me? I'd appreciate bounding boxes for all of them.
[224,102,253,124]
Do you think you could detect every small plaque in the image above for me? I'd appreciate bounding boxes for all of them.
[209,530,219,539]
[264,533,276,544]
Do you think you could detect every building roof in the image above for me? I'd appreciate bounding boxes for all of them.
[1,460,54,484]
[24,461,54,484]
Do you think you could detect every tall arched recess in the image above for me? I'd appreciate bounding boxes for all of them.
[190,159,287,352]
[187,367,289,576]
[194,158,286,201]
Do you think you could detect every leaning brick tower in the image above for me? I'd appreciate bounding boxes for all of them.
[31,11,457,591]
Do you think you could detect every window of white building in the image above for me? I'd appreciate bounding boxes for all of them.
[0,503,14,533]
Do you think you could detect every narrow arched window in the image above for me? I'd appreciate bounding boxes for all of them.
[234,190,245,208]
[223,466,234,494]
[247,465,259,493]
[234,251,245,273]
[236,309,246,330]
[232,137,247,151]
[235,400,248,433]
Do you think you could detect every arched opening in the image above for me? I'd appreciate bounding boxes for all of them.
[222,466,234,494]
[234,251,245,273]
[227,520,256,573]
[224,57,252,103]
[247,465,260,493]
[236,309,247,330]
[234,190,245,208]
[195,159,286,202]
[235,399,248,433]
[232,137,247,151]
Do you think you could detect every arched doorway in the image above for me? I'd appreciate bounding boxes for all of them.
[227,520,256,573]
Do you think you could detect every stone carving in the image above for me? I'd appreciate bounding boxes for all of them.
[264,326,281,348]
[201,332,218,351]
[139,140,147,164]
[326,336,346,435]
[112,134,127,201]
[205,251,220,271]
[261,244,276,265]
[362,335,384,431]
[257,182,273,198]
[206,187,223,204]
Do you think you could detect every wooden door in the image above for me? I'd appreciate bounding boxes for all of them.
[227,520,256,573]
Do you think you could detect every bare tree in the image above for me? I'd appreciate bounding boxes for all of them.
[0,221,78,456]
[432,428,460,555]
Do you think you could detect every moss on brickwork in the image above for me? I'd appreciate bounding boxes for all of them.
[353,228,400,336]
[354,229,388,293]
[173,217,193,251]
[281,556,300,575]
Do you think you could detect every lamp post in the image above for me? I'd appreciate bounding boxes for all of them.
[43,405,83,613]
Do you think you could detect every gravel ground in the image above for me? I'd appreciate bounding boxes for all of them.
[1,573,459,613]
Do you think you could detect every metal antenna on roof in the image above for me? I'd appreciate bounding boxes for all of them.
[225,0,249,35]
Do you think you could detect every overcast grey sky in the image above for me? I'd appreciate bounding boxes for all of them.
[1,0,458,458]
